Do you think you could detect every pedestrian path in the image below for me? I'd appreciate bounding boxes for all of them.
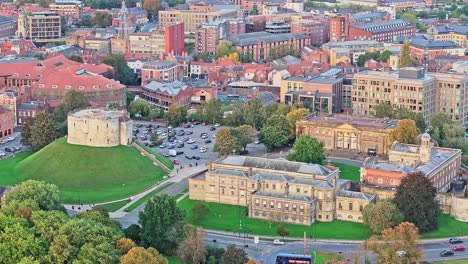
[63,164,207,217]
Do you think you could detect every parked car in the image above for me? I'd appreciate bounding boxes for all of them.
[0,152,5,158]
[202,122,208,126]
[186,131,193,135]
[449,238,464,244]
[4,147,12,152]
[191,144,198,150]
[139,135,147,141]
[159,143,167,149]
[194,121,201,125]
[173,159,180,165]
[146,124,152,128]
[162,152,170,157]
[0,139,7,144]
[396,251,406,257]
[255,139,260,144]
[168,137,176,142]
[168,125,173,129]
[183,123,191,128]
[185,155,193,160]
[453,245,465,251]
[13,146,21,151]
[214,123,220,127]
[210,127,216,131]
[168,145,175,149]
[199,147,207,153]
[176,150,184,155]
[183,137,190,142]
[187,139,195,144]
[193,155,201,160]
[201,134,208,139]
[204,139,212,143]
[177,143,184,148]
[273,239,284,245]
[440,249,455,257]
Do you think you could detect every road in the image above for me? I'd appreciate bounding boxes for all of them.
[0,132,23,158]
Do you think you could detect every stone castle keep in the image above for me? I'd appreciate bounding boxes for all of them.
[67,109,133,147]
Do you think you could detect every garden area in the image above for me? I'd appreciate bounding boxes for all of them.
[0,138,168,204]
[178,197,468,240]
[328,162,360,182]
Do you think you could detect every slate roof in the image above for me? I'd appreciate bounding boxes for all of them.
[353,19,413,33]
[410,38,461,49]
[256,92,279,106]
[336,190,376,202]
[210,169,247,178]
[351,11,387,23]
[229,32,308,47]
[252,191,315,202]
[144,81,189,96]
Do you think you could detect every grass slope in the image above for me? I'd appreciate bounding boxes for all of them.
[15,138,167,203]
[423,214,468,239]
[178,197,371,240]
[0,152,33,185]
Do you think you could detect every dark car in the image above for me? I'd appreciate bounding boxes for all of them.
[177,143,184,148]
[162,152,170,157]
[4,147,12,152]
[176,151,184,155]
[194,121,201,125]
[440,249,455,257]
[146,124,152,128]
[136,124,143,128]
[193,155,201,160]
[186,131,193,135]
[168,137,176,142]
[185,155,193,160]
[210,127,216,131]
[204,139,212,144]
[13,146,21,151]
[449,238,464,244]
[154,124,160,129]
[177,131,185,136]
[183,123,191,128]
[168,145,175,149]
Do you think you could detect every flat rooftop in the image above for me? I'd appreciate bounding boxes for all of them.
[302,114,398,130]
[69,109,127,120]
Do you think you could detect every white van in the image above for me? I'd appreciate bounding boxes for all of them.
[168,149,177,157]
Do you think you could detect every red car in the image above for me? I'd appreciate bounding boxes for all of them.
[452,245,465,251]
[173,159,180,165]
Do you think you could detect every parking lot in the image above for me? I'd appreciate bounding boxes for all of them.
[0,133,23,159]
[133,121,225,166]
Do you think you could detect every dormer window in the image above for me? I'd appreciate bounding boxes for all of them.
[38,84,45,88]
[65,85,72,89]
[25,74,30,77]
[93,85,100,89]
[37,74,42,78]
[106,84,113,88]
[79,86,85,90]
[52,85,58,89]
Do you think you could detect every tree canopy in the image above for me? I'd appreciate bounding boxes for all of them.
[21,113,59,151]
[221,245,249,264]
[143,0,160,16]
[287,135,325,164]
[214,128,242,156]
[166,105,188,127]
[215,40,237,59]
[362,199,403,234]
[389,119,420,144]
[139,194,185,255]
[5,180,61,211]
[102,54,136,85]
[176,228,207,264]
[393,172,440,232]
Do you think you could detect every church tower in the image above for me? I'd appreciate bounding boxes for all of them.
[117,0,130,40]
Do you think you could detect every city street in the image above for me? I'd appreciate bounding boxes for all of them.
[0,132,23,159]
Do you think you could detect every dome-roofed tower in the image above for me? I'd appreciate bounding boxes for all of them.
[419,132,432,163]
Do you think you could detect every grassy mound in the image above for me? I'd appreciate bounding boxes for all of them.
[15,138,167,203]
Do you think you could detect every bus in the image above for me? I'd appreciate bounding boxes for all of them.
[275,253,313,264]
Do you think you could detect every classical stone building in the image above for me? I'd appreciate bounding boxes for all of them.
[361,133,463,198]
[189,156,376,225]
[296,114,397,156]
[67,109,132,147]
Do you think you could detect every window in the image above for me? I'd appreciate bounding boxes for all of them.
[262,201,266,208]
[210,186,214,193]
[277,202,281,209]
[299,205,304,213]
[221,188,225,194]
[319,203,322,210]
[272,184,276,190]
[230,179,234,184]
[378,178,383,184]
[230,190,234,195]
[65,85,72,89]
[210,177,215,183]
[52,85,58,88]
[194,184,198,189]
[285,203,289,210]
[240,181,244,186]
[270,202,274,208]
[318,192,323,199]
[251,183,255,188]
[359,204,363,211]
[349,203,353,211]
[240,190,245,197]
[339,203,342,210]
[296,188,300,193]
[255,200,259,207]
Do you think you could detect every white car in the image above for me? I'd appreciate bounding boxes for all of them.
[0,151,5,158]
[0,139,7,144]
[273,239,284,245]
[254,139,260,144]
[187,139,195,144]
[7,136,15,142]
[214,123,220,127]
[396,251,406,257]
[199,147,207,153]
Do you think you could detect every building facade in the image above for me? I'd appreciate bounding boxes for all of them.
[348,19,415,43]
[189,156,376,225]
[67,109,132,147]
[165,22,185,56]
[361,133,462,197]
[141,61,179,85]
[16,12,62,42]
[129,31,165,55]
[159,9,238,33]
[280,76,343,114]
[142,81,193,110]
[427,25,468,49]
[0,108,13,141]
[296,114,397,155]
[290,20,328,47]
[0,16,17,38]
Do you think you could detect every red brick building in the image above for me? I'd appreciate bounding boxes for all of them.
[329,16,348,41]
[165,22,185,56]
[291,20,329,46]
[142,81,193,110]
[141,61,180,85]
[0,108,13,140]
[348,19,415,43]
[195,19,246,55]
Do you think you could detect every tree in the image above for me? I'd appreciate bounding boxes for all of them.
[214,128,242,156]
[128,99,152,118]
[221,245,249,264]
[117,238,136,254]
[102,54,135,85]
[286,108,309,138]
[246,260,258,264]
[399,40,416,67]
[395,107,426,132]
[265,114,290,138]
[260,125,289,152]
[206,246,225,264]
[430,112,452,141]
[79,14,92,27]
[120,246,168,264]
[5,180,61,211]
[54,90,90,122]
[197,99,223,124]
[139,194,185,255]
[30,210,68,242]
[393,172,440,232]
[143,0,160,17]
[276,223,290,238]
[177,228,207,264]
[379,50,392,62]
[234,125,256,151]
[166,105,187,127]
[0,222,47,264]
[92,11,113,28]
[373,102,394,118]
[389,119,420,144]
[21,113,59,150]
[364,222,424,264]
[243,99,263,129]
[124,224,142,245]
[222,52,240,64]
[127,91,136,107]
[287,135,325,164]
[191,202,210,223]
[362,200,403,234]
[249,4,259,15]
[215,40,237,59]
[68,54,83,63]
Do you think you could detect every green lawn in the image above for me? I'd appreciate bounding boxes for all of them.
[124,182,174,212]
[13,138,167,203]
[136,141,174,170]
[0,152,33,185]
[423,214,468,239]
[329,162,360,182]
[167,256,181,264]
[177,197,371,240]
[95,199,130,212]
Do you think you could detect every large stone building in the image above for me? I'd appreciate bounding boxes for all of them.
[67,109,132,147]
[296,114,397,155]
[361,133,463,199]
[427,25,468,49]
[352,67,468,126]
[189,156,376,225]
[159,9,238,33]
